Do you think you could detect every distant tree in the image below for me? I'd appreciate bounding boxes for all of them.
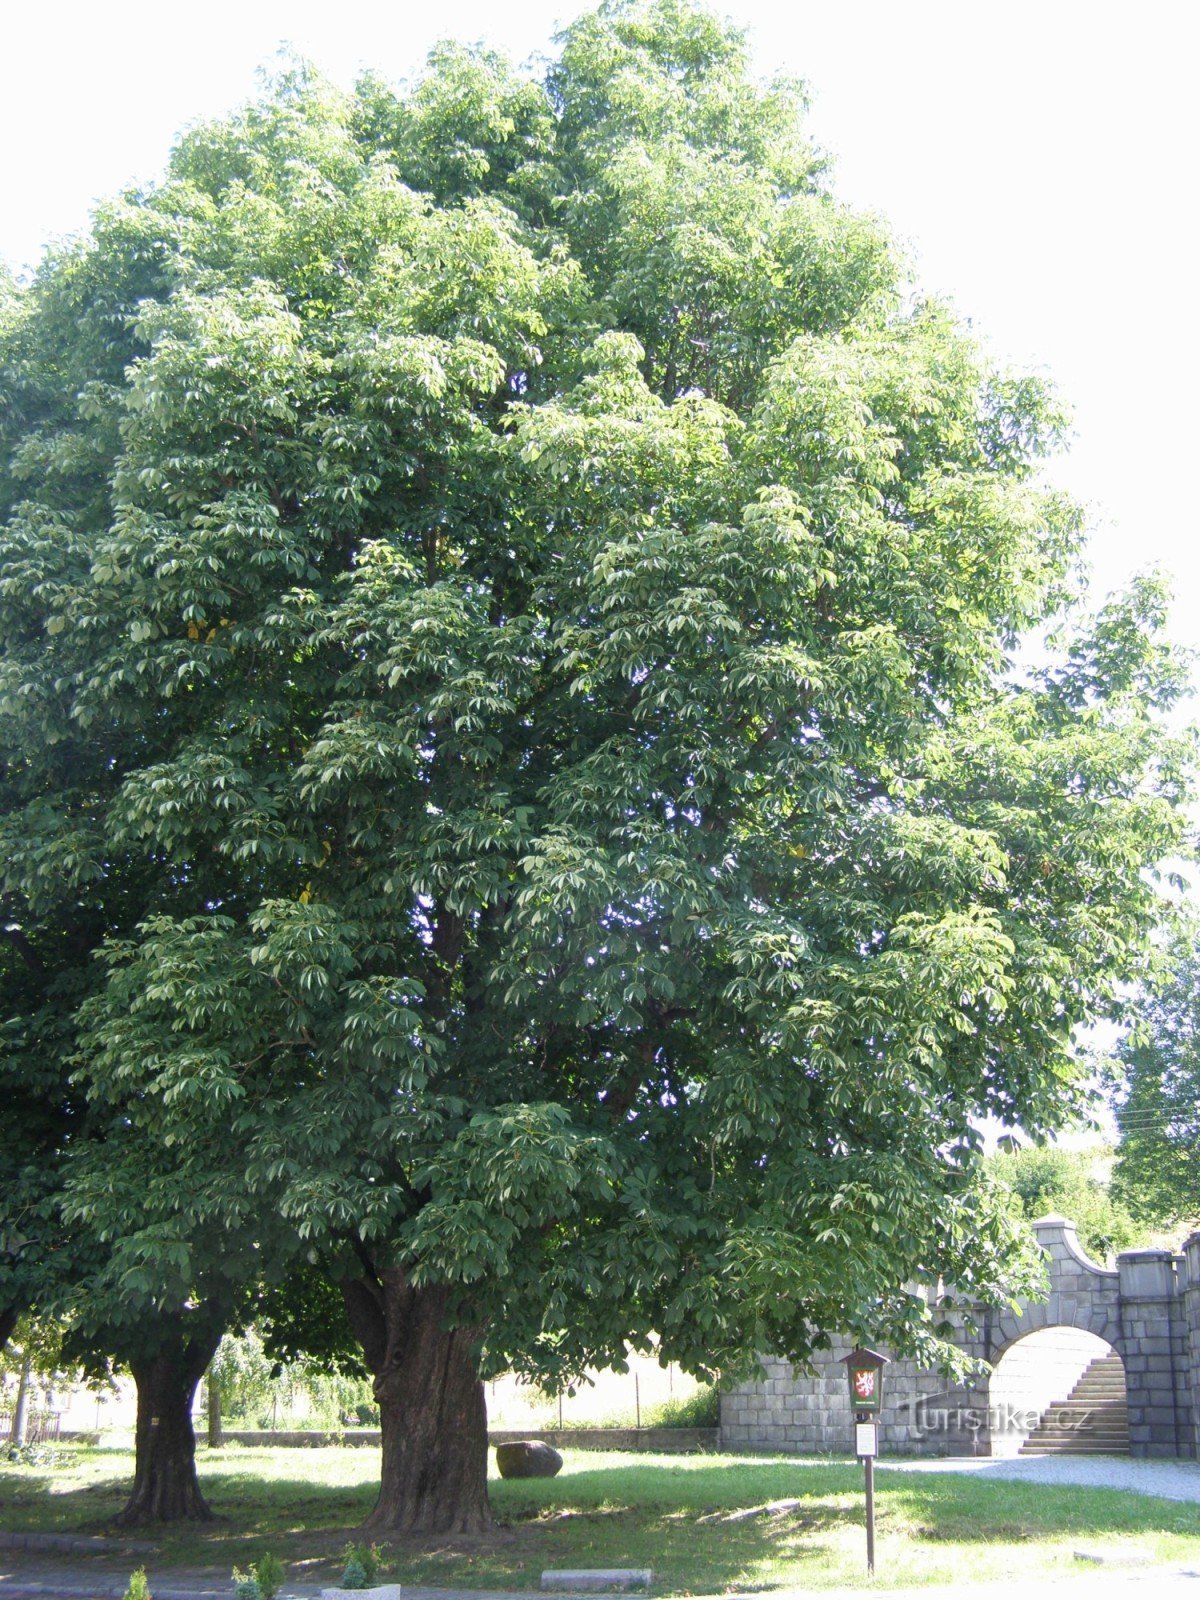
[989,1143,1146,1264]
[58,1142,255,1524]
[1,0,1192,1534]
[1114,929,1200,1227]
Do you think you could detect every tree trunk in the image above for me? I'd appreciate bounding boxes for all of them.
[342,1270,491,1535]
[12,1352,32,1446]
[0,1305,19,1355]
[115,1316,223,1526]
[206,1372,223,1448]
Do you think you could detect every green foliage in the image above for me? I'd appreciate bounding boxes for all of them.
[0,0,1193,1443]
[340,1542,381,1588]
[339,1556,368,1591]
[988,1144,1146,1264]
[251,1554,285,1600]
[0,1313,67,1381]
[4,1441,61,1466]
[1113,925,1200,1226]
[645,1384,720,1428]
[210,1329,278,1424]
[122,1569,152,1600]
[211,1326,372,1428]
[232,1554,285,1600]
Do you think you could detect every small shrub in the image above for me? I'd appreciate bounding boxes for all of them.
[340,1541,382,1589]
[231,1570,263,1600]
[339,1555,368,1591]
[4,1441,61,1466]
[123,1570,152,1600]
[646,1385,720,1428]
[253,1554,285,1600]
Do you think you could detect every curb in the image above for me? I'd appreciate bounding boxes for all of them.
[0,1589,234,1600]
[0,1588,618,1600]
[0,1533,156,1555]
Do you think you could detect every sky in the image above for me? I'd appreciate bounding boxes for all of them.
[3,0,1198,670]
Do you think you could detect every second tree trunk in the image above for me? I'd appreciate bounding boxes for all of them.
[343,1272,492,1535]
[115,1314,223,1526]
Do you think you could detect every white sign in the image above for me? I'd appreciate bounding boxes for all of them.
[855,1422,878,1458]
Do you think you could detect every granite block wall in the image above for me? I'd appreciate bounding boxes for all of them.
[720,1216,1200,1461]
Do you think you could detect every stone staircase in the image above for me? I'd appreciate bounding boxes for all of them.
[1019,1352,1129,1455]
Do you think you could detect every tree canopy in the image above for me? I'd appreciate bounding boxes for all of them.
[989,1143,1147,1265]
[0,0,1192,1530]
[1114,926,1200,1227]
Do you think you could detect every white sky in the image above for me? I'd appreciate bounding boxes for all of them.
[3,0,1198,678]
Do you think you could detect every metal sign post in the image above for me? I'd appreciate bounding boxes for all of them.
[841,1348,889,1579]
[856,1421,878,1574]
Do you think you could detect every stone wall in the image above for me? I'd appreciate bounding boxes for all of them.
[720,1325,990,1459]
[1117,1249,1192,1458]
[1185,1234,1200,1460]
[720,1218,1200,1460]
[489,1427,717,1452]
[220,1426,718,1452]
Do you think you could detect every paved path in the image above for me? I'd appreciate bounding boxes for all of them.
[877,1453,1200,1503]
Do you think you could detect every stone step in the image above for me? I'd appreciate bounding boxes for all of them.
[1016,1351,1130,1457]
[1024,1440,1139,1452]
[1023,1446,1132,1454]
[1036,1423,1129,1434]
[1021,1445,1132,1456]
[1026,1417,1129,1432]
[1037,1407,1127,1421]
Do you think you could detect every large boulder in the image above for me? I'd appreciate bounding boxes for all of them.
[495,1440,564,1479]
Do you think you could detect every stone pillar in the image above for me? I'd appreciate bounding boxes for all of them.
[1182,1234,1200,1460]
[1118,1248,1189,1458]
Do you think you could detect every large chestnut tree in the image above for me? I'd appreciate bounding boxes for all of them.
[1,0,1191,1532]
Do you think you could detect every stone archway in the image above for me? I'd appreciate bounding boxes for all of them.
[720,1216,1200,1460]
[988,1325,1127,1456]
[985,1215,1123,1361]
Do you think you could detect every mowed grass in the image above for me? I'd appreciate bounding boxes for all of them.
[2,1445,1199,1592]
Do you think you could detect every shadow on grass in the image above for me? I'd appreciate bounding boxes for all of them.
[395,1460,1200,1594]
[3,1451,1199,1593]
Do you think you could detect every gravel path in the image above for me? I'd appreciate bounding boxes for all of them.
[878,1453,1200,1502]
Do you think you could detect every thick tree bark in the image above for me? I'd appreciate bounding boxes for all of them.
[115,1315,223,1526]
[341,1269,491,1535]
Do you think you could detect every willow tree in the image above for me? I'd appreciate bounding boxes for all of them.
[1,0,1191,1533]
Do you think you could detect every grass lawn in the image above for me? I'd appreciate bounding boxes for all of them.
[1,1445,1199,1593]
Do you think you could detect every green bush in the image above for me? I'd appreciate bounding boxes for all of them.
[339,1556,368,1591]
[252,1553,285,1600]
[646,1386,720,1428]
[988,1144,1147,1264]
[340,1542,381,1589]
[123,1570,152,1600]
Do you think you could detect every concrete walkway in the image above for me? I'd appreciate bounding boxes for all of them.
[877,1453,1200,1503]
